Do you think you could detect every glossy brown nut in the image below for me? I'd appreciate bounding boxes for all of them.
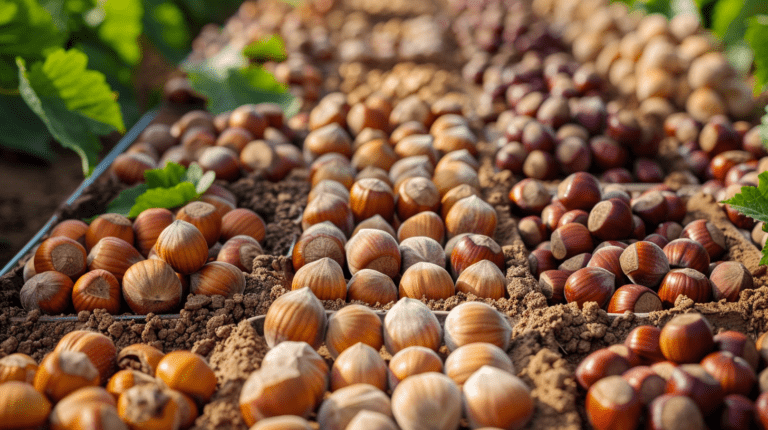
[399,262,454,300]
[646,394,705,430]
[397,212,445,245]
[132,208,175,258]
[0,353,37,384]
[541,201,567,232]
[714,331,759,372]
[588,198,633,240]
[558,253,592,272]
[622,366,666,405]
[311,159,356,190]
[190,261,246,298]
[589,136,627,171]
[349,178,395,223]
[663,239,710,274]
[117,344,164,376]
[529,249,557,278]
[72,269,121,314]
[217,235,263,272]
[455,259,506,300]
[352,139,398,172]
[292,222,346,271]
[20,271,73,314]
[709,261,753,302]
[538,269,569,304]
[509,178,552,215]
[346,228,401,279]
[432,160,481,196]
[156,350,216,403]
[655,222,683,242]
[50,219,89,247]
[86,236,144,282]
[450,234,505,278]
[713,394,755,430]
[556,136,591,174]
[680,220,726,261]
[666,364,723,413]
[441,184,481,220]
[35,236,88,280]
[644,234,669,249]
[586,375,643,430]
[657,268,711,308]
[310,180,350,204]
[699,117,740,155]
[198,146,241,181]
[346,269,398,306]
[631,193,668,229]
[111,153,156,185]
[122,259,182,314]
[523,150,557,180]
[632,215,647,240]
[495,141,526,174]
[700,351,756,396]
[0,381,51,428]
[551,223,593,260]
[518,216,547,250]
[588,246,627,285]
[608,284,663,313]
[444,195,497,239]
[620,241,670,288]
[397,177,441,221]
[221,208,267,244]
[154,220,208,275]
[557,209,589,228]
[576,349,632,390]
[35,349,100,402]
[625,325,665,363]
[557,172,602,211]
[521,121,555,153]
[564,267,615,309]
[659,313,714,363]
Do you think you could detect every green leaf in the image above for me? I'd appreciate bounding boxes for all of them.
[721,172,768,225]
[142,0,190,64]
[712,0,768,46]
[0,0,65,87]
[128,182,198,217]
[145,161,186,188]
[761,105,768,148]
[746,15,768,94]
[243,35,287,63]
[84,0,143,66]
[0,93,53,160]
[17,48,125,176]
[185,61,298,117]
[100,183,148,218]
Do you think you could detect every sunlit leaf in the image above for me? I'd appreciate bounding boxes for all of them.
[746,15,768,94]
[243,35,287,63]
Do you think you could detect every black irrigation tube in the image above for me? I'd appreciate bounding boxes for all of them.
[0,109,159,278]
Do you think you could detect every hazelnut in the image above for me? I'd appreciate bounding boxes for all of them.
[133,208,175,257]
[383,298,442,354]
[625,325,665,364]
[317,384,392,430]
[345,229,401,279]
[309,180,350,203]
[441,184,481,219]
[264,287,327,349]
[463,366,534,429]
[86,213,134,251]
[659,313,714,363]
[50,219,88,247]
[156,350,216,403]
[302,193,354,238]
[72,269,121,314]
[20,271,73,314]
[217,235,263,272]
[106,369,157,399]
[391,373,461,430]
[35,349,100,401]
[117,383,181,430]
[449,233,504,278]
[397,177,441,221]
[311,159,356,190]
[260,341,328,410]
[666,364,724,413]
[291,257,346,301]
[215,126,253,153]
[87,236,144,282]
[198,146,241,181]
[620,241,670,288]
[663,239,710,274]
[221,208,266,243]
[608,284,663,313]
[557,172,602,211]
[586,375,642,430]
[622,366,666,405]
[432,161,481,196]
[443,302,511,351]
[122,259,183,314]
[387,346,443,389]
[551,223,593,260]
[346,411,398,430]
[658,268,711,307]
[346,269,398,306]
[350,178,395,223]
[455,259,506,300]
[35,236,88,280]
[576,349,632,390]
[154,220,208,275]
[529,249,557,278]
[352,139,397,172]
[709,261,753,302]
[0,353,37,384]
[190,261,245,298]
[330,343,387,392]
[588,246,627,285]
[304,123,353,161]
[50,386,121,429]
[354,215,397,239]
[646,394,705,430]
[557,209,589,229]
[397,211,445,244]
[700,351,756,396]
[117,343,164,376]
[249,416,313,430]
[444,342,514,387]
[394,135,438,166]
[325,305,383,359]
[0,381,51,428]
[588,198,633,240]
[681,220,727,261]
[391,121,428,144]
[292,222,346,271]
[714,331,759,372]
[523,150,557,180]
[399,262,454,300]
[539,269,570,305]
[176,201,222,247]
[509,178,551,215]
[229,105,267,137]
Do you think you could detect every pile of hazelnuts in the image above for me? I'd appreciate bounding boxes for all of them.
[579,313,768,430]
[0,330,215,429]
[520,171,754,313]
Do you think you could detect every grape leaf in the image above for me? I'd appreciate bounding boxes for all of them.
[746,15,768,94]
[0,0,65,88]
[243,35,287,63]
[17,49,125,176]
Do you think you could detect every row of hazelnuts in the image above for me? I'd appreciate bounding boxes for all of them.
[243,293,533,429]
[112,104,305,185]
[0,330,215,430]
[578,313,768,430]
[21,193,267,315]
